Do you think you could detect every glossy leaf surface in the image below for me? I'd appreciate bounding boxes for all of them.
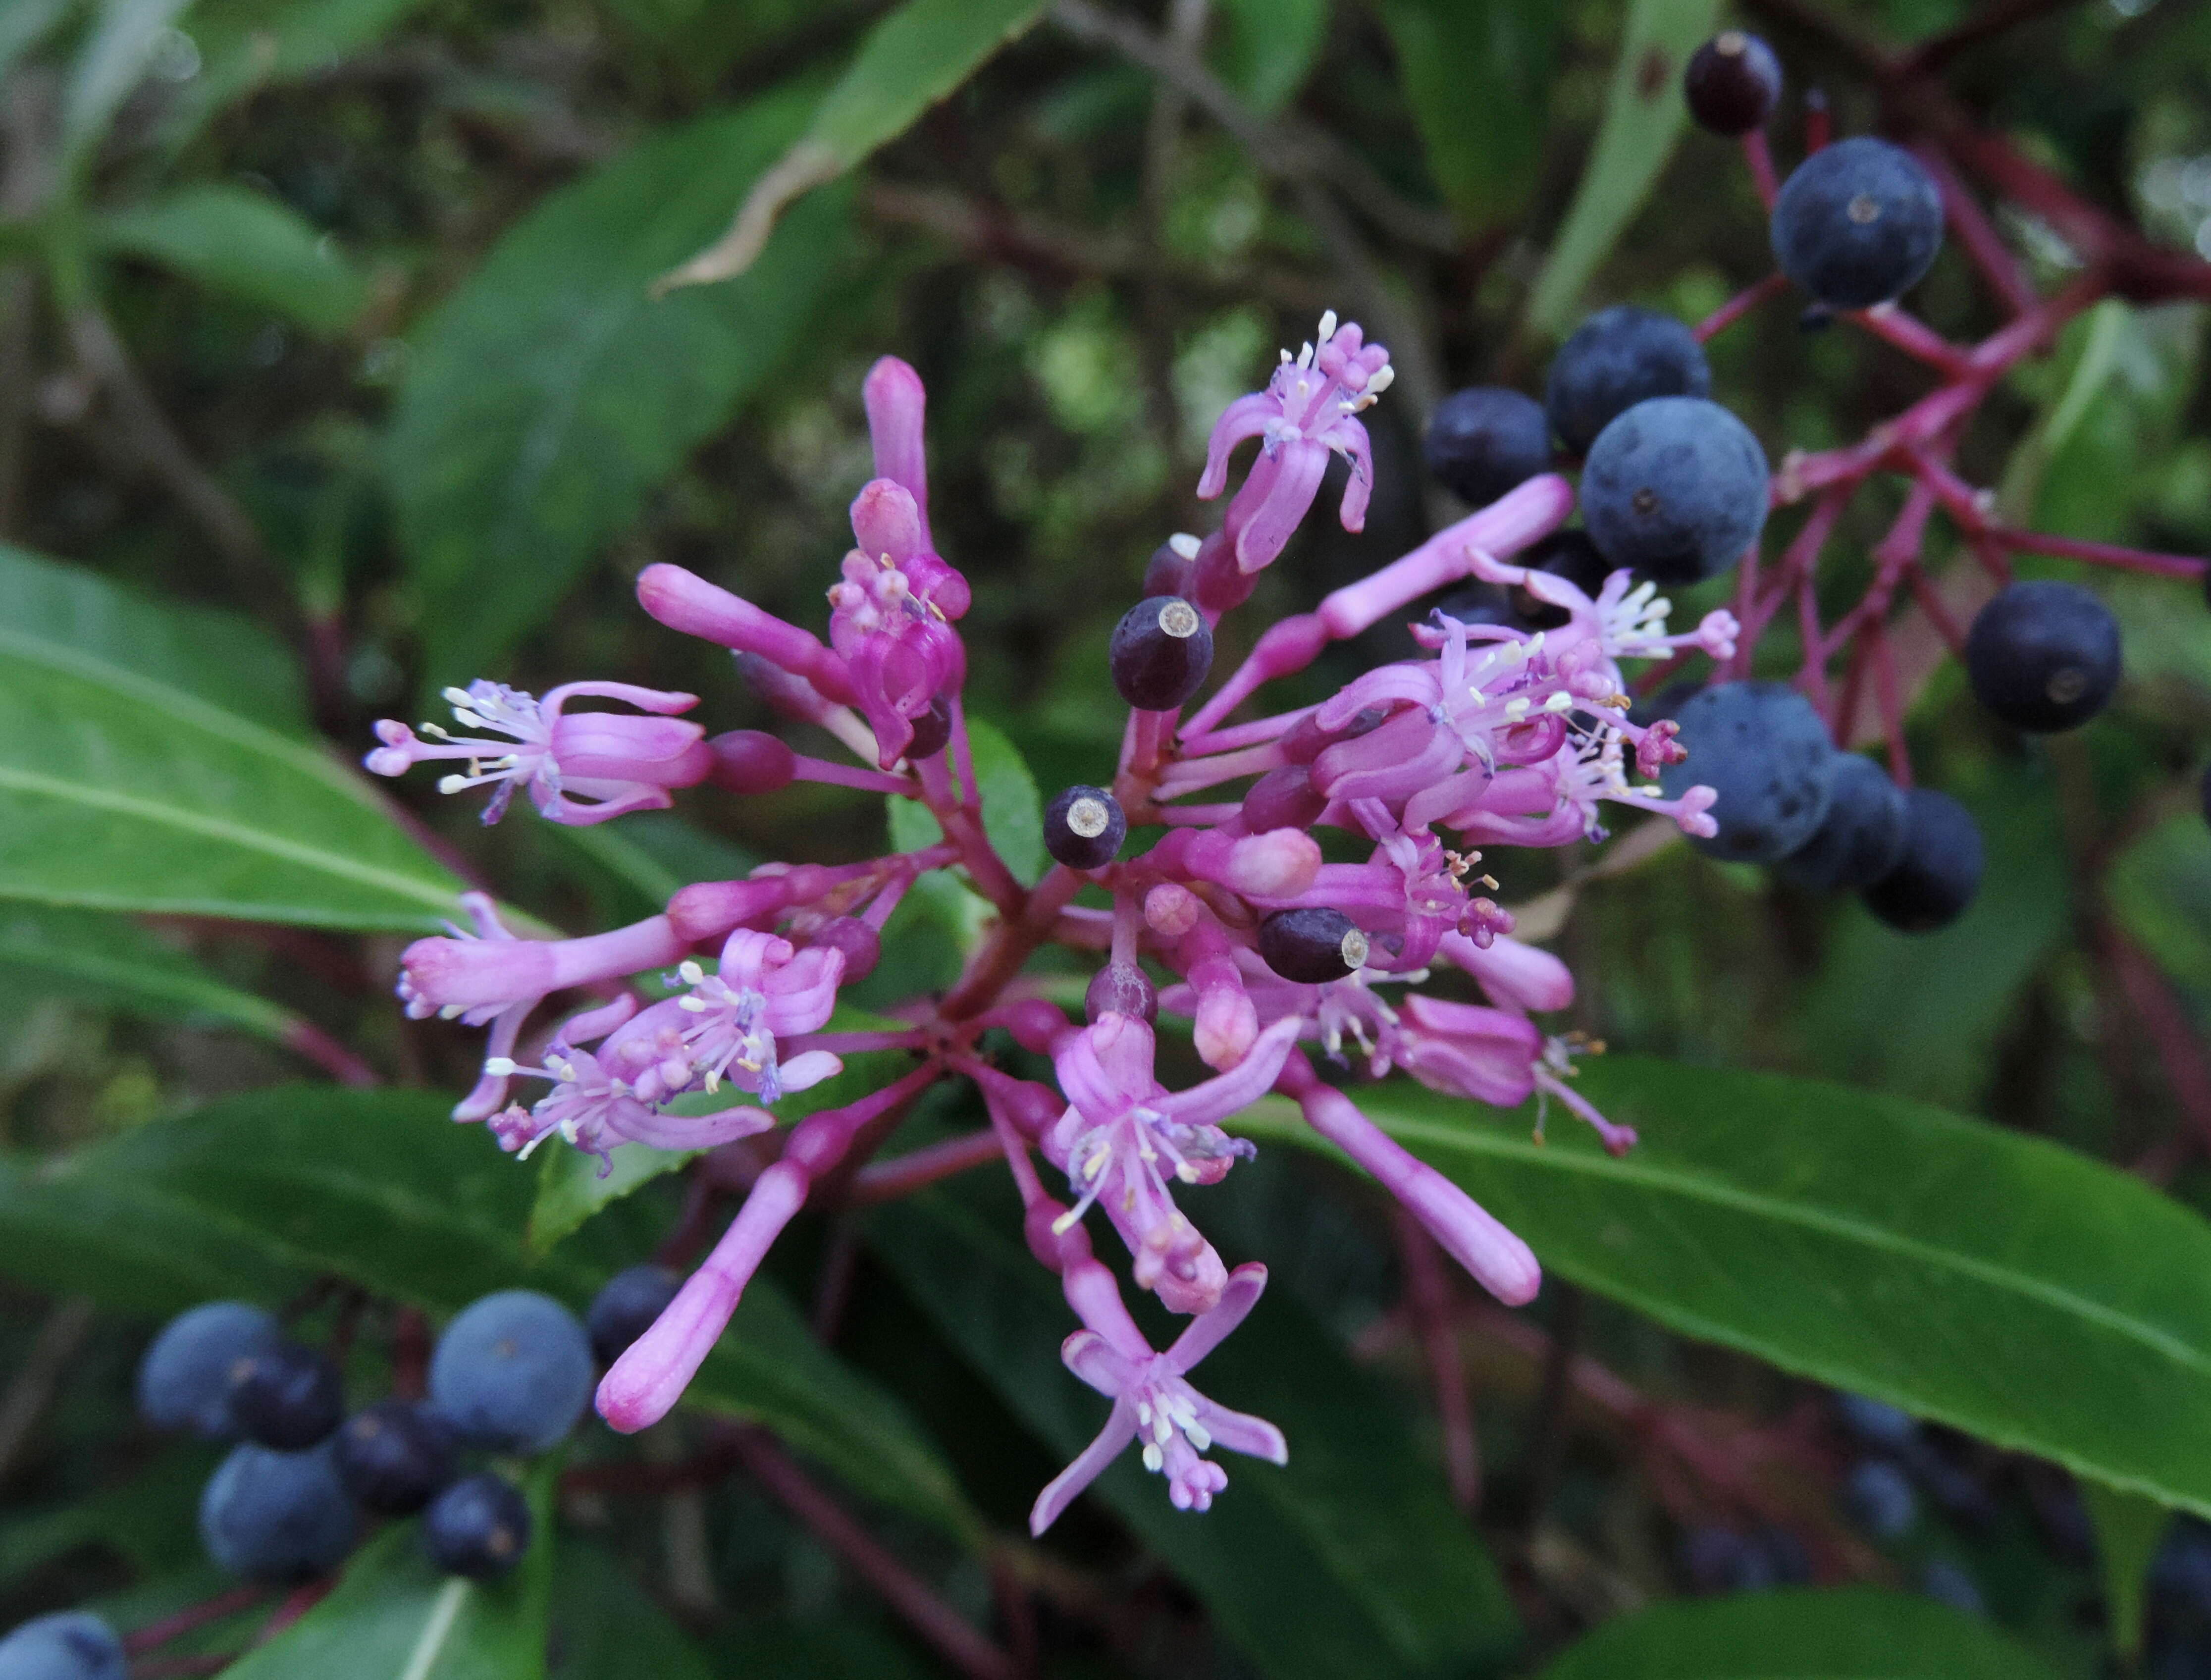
[390,92,849,686]
[98,184,368,331]
[1241,1056,2211,1515]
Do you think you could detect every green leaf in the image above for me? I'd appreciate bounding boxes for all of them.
[868,1184,1520,1680]
[1524,0,1722,336]
[2082,1481,2168,1663]
[658,0,1047,289]
[1237,1056,2211,1518]
[173,0,439,129]
[546,811,758,926]
[1376,0,1556,228]
[0,541,306,731]
[0,903,297,1040]
[2108,810,2211,992]
[885,717,1046,887]
[0,0,75,83]
[1210,0,1326,113]
[221,1459,559,1680]
[529,1004,916,1254]
[0,561,464,929]
[60,0,192,173]
[389,91,849,688]
[96,184,368,332]
[0,1085,978,1541]
[549,1540,716,1680]
[1532,1586,2063,1679]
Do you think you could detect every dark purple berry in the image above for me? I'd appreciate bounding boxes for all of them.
[1660,682,1836,863]
[422,1473,532,1581]
[903,694,953,761]
[1836,1393,1918,1449]
[1545,306,1712,456]
[137,1302,280,1439]
[199,1443,360,1584]
[0,1613,124,1680]
[1257,908,1369,984]
[1685,32,1782,135]
[1110,597,1213,710]
[1242,763,1328,833]
[331,1400,457,1516]
[1044,786,1127,871]
[1144,536,1199,598]
[585,1265,683,1365]
[428,1290,592,1453]
[1425,387,1550,506]
[226,1342,344,1451]
[1964,580,2120,733]
[1863,788,1982,933]
[1772,136,1944,310]
[1581,397,1769,584]
[1085,962,1158,1025]
[1777,752,1908,892]
[1843,1459,1917,1540]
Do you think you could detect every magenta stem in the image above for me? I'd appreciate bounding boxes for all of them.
[1740,129,1779,210]
[791,754,918,795]
[124,1586,270,1655]
[844,1128,1005,1205]
[1913,142,2038,318]
[281,1019,379,1087]
[1392,1207,1480,1512]
[1694,271,1789,343]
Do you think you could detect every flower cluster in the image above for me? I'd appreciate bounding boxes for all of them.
[371,315,1719,1531]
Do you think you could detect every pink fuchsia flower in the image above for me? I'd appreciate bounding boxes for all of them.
[1031,1261,1287,1534]
[1199,311,1393,575]
[1393,995,1544,1107]
[673,929,846,1103]
[1046,1013,1301,1314]
[366,681,711,825]
[397,914,684,1019]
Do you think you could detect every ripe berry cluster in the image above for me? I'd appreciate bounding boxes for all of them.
[0,1265,688,1664]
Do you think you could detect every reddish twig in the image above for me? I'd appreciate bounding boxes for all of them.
[123,1586,270,1655]
[1391,1207,1480,1511]
[843,1128,1006,1206]
[729,1427,1019,1680]
[1694,271,1790,343]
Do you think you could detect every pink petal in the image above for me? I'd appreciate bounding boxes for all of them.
[1156,1017,1302,1129]
[1197,392,1281,499]
[1165,1261,1267,1369]
[1193,1401,1288,1465]
[1029,1400,1139,1536]
[1232,439,1330,573]
[863,357,931,545]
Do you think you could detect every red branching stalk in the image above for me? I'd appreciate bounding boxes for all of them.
[123,1587,270,1655]
[1392,1208,1481,1512]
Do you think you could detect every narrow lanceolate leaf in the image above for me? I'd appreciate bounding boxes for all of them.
[0,1086,978,1542]
[389,91,848,689]
[2081,1481,2168,1663]
[1524,0,1722,335]
[869,1184,1520,1680]
[97,185,368,332]
[0,600,465,927]
[1376,0,1557,228]
[219,1459,559,1680]
[659,0,1047,290]
[0,904,296,1041]
[1533,1587,2063,1680]
[0,542,307,731]
[1238,1056,2211,1518]
[550,1541,716,1680]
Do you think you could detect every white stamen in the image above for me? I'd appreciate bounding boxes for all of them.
[1369,364,1394,393]
[1142,1443,1165,1472]
[1316,310,1338,343]
[678,960,705,983]
[483,1057,518,1076]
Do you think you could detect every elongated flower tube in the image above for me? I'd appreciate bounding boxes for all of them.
[1031,1261,1288,1533]
[397,914,684,1019]
[367,681,712,824]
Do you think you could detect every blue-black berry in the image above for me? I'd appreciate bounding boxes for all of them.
[199,1443,360,1584]
[331,1400,458,1516]
[1685,32,1782,136]
[1044,786,1127,871]
[0,1614,124,1680]
[1425,387,1550,506]
[422,1473,533,1581]
[1545,306,1712,456]
[1844,1459,1918,1540]
[226,1342,344,1451]
[1110,596,1213,711]
[428,1290,593,1454]
[1581,397,1770,584]
[585,1265,683,1366]
[137,1301,281,1439]
[1862,788,1982,933]
[1835,1393,1919,1449]
[903,694,953,761]
[1777,752,1908,892]
[1964,580,2120,733]
[1660,682,1836,863]
[1257,908,1369,985]
[1771,136,1944,310]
